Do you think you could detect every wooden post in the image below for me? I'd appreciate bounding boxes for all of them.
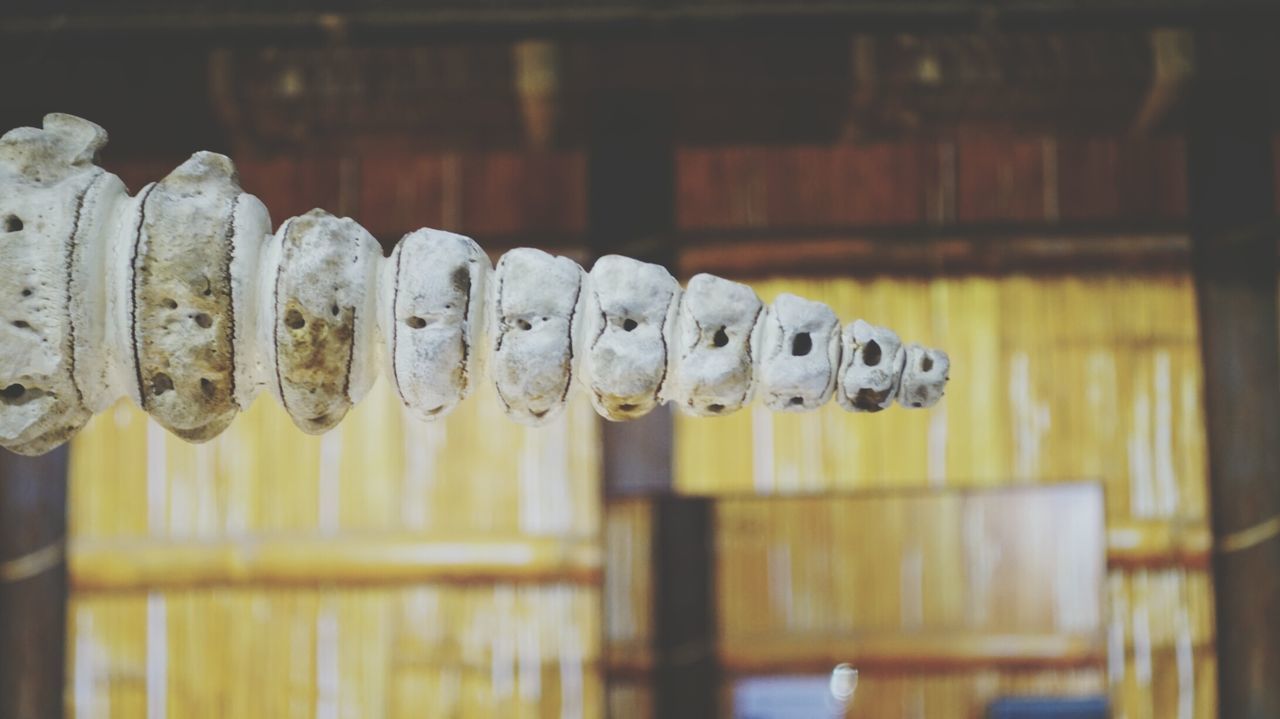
[1188,31,1280,719]
[0,447,70,719]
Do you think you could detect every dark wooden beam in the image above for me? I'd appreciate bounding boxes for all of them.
[651,497,717,719]
[0,447,70,719]
[1187,30,1280,719]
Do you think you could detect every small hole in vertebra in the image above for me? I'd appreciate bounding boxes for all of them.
[151,373,173,396]
[531,409,549,419]
[707,403,725,413]
[163,298,177,309]
[4,215,23,232]
[309,413,329,425]
[406,316,427,329]
[200,378,216,398]
[331,304,340,317]
[862,340,882,367]
[712,327,729,348]
[12,320,30,330]
[789,396,805,406]
[1,383,25,399]
[622,319,638,332]
[284,309,305,330]
[517,319,533,331]
[791,332,812,356]
[193,313,212,328]
[21,288,32,297]
[921,355,934,372]
[618,403,638,412]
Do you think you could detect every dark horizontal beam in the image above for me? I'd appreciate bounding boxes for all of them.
[4,2,1280,43]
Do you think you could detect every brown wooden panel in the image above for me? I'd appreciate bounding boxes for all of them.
[956,132,1048,223]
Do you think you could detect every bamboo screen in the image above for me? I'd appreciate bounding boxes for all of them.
[66,380,602,718]
[673,273,1215,718]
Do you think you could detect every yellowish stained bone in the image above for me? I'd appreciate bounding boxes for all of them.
[0,113,949,455]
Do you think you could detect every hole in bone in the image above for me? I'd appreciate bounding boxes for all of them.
[309,413,329,425]
[331,304,340,317]
[921,355,934,372]
[791,332,812,356]
[622,318,638,332]
[201,277,213,296]
[0,383,44,405]
[21,288,32,297]
[862,340,882,367]
[712,327,729,348]
[517,318,533,331]
[193,313,213,329]
[164,298,178,309]
[151,373,174,396]
[789,396,805,406]
[531,409,549,419]
[406,316,427,329]
[3,215,22,232]
[424,406,444,416]
[618,403,638,412]
[707,403,725,413]
[913,402,923,408]
[200,378,216,398]
[2,383,26,400]
[284,309,305,330]
[12,320,30,330]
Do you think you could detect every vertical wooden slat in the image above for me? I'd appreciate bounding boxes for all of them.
[1187,30,1280,719]
[0,447,70,719]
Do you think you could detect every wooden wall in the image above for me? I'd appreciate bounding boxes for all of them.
[67,377,602,717]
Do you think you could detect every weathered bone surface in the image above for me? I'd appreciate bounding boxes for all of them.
[898,344,950,409]
[757,293,841,412]
[265,209,380,434]
[667,273,763,417]
[837,319,907,413]
[581,255,681,421]
[381,228,490,422]
[0,114,950,455]
[488,247,583,425]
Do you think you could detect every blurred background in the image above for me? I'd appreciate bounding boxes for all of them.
[2,2,1279,718]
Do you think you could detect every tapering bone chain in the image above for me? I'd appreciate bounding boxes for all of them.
[0,114,950,457]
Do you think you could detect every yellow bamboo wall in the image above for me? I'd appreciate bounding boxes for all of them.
[673,273,1215,718]
[67,380,602,718]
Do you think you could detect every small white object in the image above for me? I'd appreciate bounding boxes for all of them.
[897,343,950,408]
[487,248,583,425]
[581,255,680,421]
[380,228,490,422]
[757,293,841,412]
[836,319,906,413]
[264,209,380,434]
[667,273,763,416]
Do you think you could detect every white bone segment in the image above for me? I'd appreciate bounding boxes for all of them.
[837,319,907,413]
[381,228,490,422]
[0,114,950,455]
[898,344,950,409]
[129,152,272,442]
[0,114,106,455]
[757,293,842,412]
[581,255,681,421]
[265,209,380,434]
[488,248,583,425]
[667,273,763,416]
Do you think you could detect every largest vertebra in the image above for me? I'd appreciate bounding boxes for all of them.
[0,114,949,456]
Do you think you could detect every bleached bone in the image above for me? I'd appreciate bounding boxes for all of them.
[0,114,107,455]
[488,248,583,425]
[757,293,841,412]
[264,209,380,434]
[381,228,489,422]
[837,319,906,413]
[581,255,680,421]
[667,273,763,416]
[0,113,950,455]
[897,344,950,409]
[127,152,272,442]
